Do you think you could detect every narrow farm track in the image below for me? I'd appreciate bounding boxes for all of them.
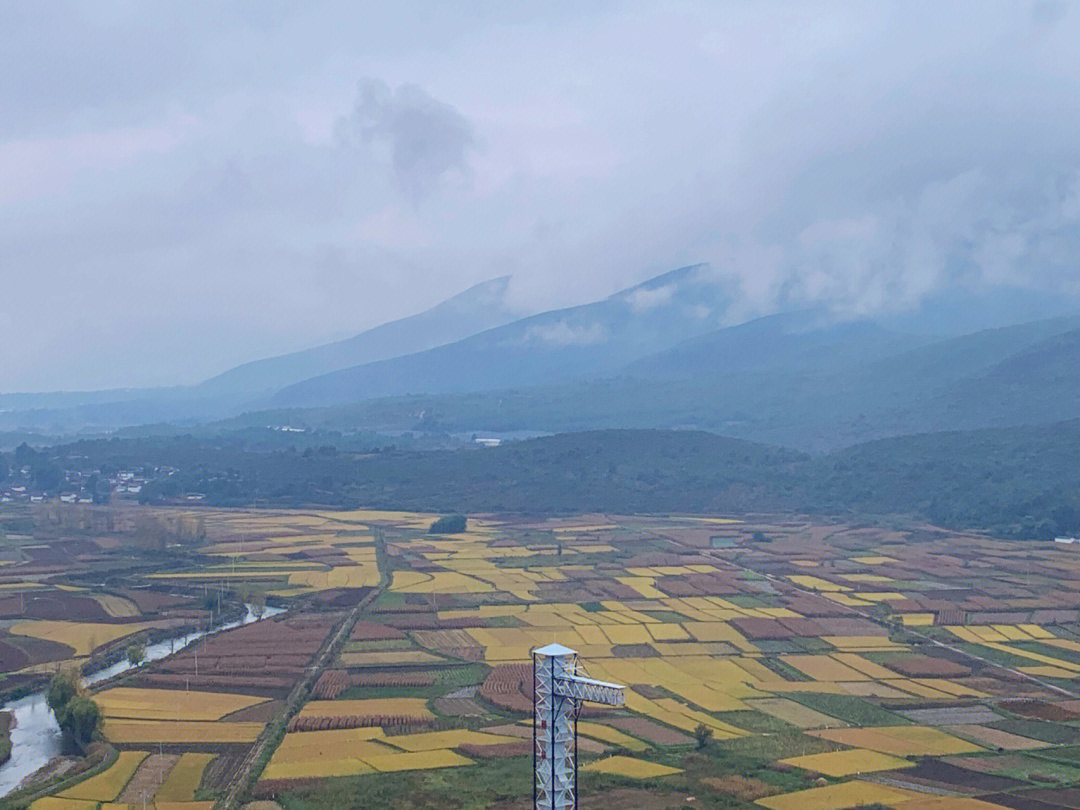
[217,529,389,810]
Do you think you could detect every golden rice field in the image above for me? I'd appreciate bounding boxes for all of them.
[778,748,913,777]
[153,753,217,802]
[95,686,269,721]
[574,721,649,751]
[809,726,983,756]
[31,799,100,810]
[103,719,264,745]
[581,755,682,779]
[10,620,174,656]
[756,780,926,810]
[58,751,147,801]
[262,727,484,779]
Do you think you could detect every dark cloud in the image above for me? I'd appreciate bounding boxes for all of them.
[335,78,477,204]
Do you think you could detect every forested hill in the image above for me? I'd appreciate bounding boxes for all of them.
[7,422,1080,540]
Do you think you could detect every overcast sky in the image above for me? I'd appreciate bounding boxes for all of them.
[4,1,1080,391]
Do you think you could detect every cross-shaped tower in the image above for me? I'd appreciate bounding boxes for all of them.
[532,643,625,810]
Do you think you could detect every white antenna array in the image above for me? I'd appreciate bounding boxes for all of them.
[532,643,625,810]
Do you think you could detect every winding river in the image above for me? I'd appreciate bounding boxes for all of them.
[0,603,286,797]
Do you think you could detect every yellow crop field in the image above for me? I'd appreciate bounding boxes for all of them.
[823,593,873,607]
[263,731,396,780]
[851,556,898,564]
[1021,624,1056,640]
[787,575,850,592]
[681,622,756,651]
[96,687,268,721]
[614,577,665,599]
[748,697,842,730]
[581,755,682,779]
[1020,665,1077,678]
[59,751,148,801]
[30,799,100,810]
[383,729,521,752]
[154,753,216,802]
[855,591,906,602]
[830,653,898,680]
[810,726,981,756]
[10,620,169,656]
[390,571,493,594]
[298,698,433,720]
[781,655,867,681]
[977,642,1080,673]
[289,566,380,591]
[263,758,375,780]
[599,624,652,645]
[267,728,393,774]
[756,780,924,810]
[103,719,263,744]
[365,750,474,772]
[779,748,912,777]
[575,722,649,751]
[646,623,689,642]
[902,613,935,626]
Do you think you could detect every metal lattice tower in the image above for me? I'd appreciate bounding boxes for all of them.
[533,643,625,810]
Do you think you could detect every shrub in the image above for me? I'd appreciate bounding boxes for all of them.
[430,514,467,534]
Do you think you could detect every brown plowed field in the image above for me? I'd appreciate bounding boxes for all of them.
[602,717,692,745]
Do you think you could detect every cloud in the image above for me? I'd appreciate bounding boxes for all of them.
[772,165,1080,316]
[5,2,1080,390]
[335,78,477,204]
[622,284,675,312]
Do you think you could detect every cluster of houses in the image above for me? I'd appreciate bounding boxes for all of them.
[0,467,155,504]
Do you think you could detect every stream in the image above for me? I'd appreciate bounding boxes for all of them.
[0,603,286,797]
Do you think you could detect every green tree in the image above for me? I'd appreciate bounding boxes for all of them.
[693,723,713,750]
[46,670,77,713]
[64,696,101,744]
[47,670,101,746]
[127,644,145,666]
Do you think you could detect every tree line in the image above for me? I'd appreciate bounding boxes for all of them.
[4,422,1080,540]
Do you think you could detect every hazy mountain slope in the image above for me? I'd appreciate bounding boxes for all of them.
[197,276,520,396]
[239,312,1080,451]
[622,311,934,380]
[916,327,1080,430]
[272,265,730,407]
[875,284,1080,337]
